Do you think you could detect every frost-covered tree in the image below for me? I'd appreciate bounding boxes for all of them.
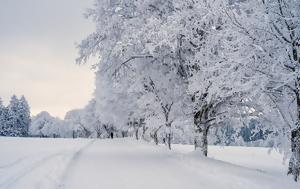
[5,95,20,136]
[94,72,137,137]
[0,98,8,136]
[261,0,300,181]
[141,62,187,149]
[0,95,31,137]
[77,0,263,153]
[223,0,300,181]
[77,0,191,149]
[30,111,66,138]
[65,109,92,138]
[78,99,112,138]
[129,0,262,154]
[76,0,155,139]
[5,95,31,137]
[81,99,105,138]
[18,96,31,136]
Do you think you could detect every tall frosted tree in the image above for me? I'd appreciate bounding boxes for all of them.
[18,96,31,136]
[224,0,300,181]
[3,95,31,137]
[77,0,264,152]
[5,95,19,136]
[30,111,65,138]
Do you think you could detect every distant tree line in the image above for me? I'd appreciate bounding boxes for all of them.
[28,98,271,149]
[0,94,271,146]
[0,95,31,137]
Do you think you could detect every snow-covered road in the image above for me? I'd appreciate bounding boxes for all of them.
[0,137,299,189]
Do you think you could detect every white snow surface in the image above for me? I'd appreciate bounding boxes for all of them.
[0,137,299,189]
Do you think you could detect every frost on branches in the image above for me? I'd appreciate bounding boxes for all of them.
[226,0,300,180]
[75,0,300,181]
[76,0,265,152]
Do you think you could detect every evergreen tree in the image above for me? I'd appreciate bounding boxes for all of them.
[18,96,31,137]
[0,98,8,136]
[0,95,31,137]
[6,95,20,136]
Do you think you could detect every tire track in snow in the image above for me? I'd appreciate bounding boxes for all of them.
[0,156,30,169]
[0,152,66,189]
[56,140,96,189]
[0,140,95,189]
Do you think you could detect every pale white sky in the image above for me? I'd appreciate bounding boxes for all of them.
[0,0,96,118]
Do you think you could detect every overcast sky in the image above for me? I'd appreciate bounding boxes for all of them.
[0,0,95,118]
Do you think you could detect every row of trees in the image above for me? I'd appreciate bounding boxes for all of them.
[30,98,268,147]
[76,0,300,181]
[30,99,117,139]
[0,96,31,137]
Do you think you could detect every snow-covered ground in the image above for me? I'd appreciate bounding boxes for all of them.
[0,137,299,189]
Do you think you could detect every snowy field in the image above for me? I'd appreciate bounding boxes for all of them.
[0,137,299,189]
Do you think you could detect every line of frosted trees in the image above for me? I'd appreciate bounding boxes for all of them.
[74,0,300,181]
[31,97,267,146]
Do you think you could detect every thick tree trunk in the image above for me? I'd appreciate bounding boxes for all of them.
[288,127,300,182]
[194,125,209,157]
[288,91,300,181]
[202,128,209,156]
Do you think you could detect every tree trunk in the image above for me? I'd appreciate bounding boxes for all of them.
[135,129,139,140]
[288,127,300,182]
[194,125,209,157]
[154,131,159,145]
[142,125,148,140]
[72,130,76,139]
[166,133,171,150]
[165,123,172,150]
[288,91,300,182]
[152,126,163,145]
[202,127,209,157]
